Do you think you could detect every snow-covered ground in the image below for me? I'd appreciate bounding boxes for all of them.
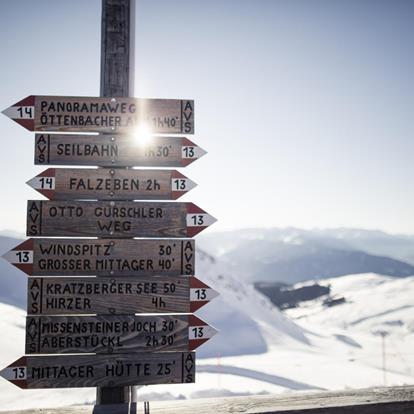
[154,274,414,398]
[285,273,414,385]
[0,251,413,410]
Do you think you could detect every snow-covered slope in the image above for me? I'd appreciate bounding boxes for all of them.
[285,273,414,385]
[195,250,309,357]
[0,249,309,410]
[153,274,414,398]
[286,273,414,338]
[1,244,413,410]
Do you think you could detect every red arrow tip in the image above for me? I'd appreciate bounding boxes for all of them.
[12,96,35,107]
[0,357,28,389]
[2,96,35,131]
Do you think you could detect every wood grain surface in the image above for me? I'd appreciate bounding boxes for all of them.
[28,168,195,200]
[100,0,132,98]
[26,200,210,237]
[1,353,195,389]
[30,96,194,134]
[10,238,194,276]
[27,276,215,315]
[25,314,193,354]
[0,386,413,413]
[34,134,204,167]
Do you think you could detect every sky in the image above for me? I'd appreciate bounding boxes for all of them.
[0,0,414,236]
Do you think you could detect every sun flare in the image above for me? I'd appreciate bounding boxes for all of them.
[134,123,153,147]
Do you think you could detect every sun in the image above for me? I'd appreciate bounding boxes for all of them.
[133,123,153,147]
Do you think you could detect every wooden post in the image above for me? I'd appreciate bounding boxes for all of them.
[100,0,135,97]
[97,0,136,404]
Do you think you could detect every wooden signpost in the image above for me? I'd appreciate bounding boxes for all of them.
[4,238,195,276]
[27,276,218,315]
[0,353,195,389]
[26,200,216,238]
[34,134,206,167]
[25,314,217,354]
[27,168,197,200]
[2,96,194,134]
[0,0,218,403]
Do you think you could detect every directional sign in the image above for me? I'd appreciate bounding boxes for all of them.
[25,314,217,354]
[0,352,195,389]
[27,276,218,315]
[26,201,216,238]
[27,168,197,201]
[34,134,206,167]
[3,238,195,276]
[2,96,194,134]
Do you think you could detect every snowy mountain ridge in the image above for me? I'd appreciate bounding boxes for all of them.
[198,228,414,283]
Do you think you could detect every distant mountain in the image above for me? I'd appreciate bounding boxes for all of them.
[313,228,414,265]
[198,228,414,284]
[256,248,414,284]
